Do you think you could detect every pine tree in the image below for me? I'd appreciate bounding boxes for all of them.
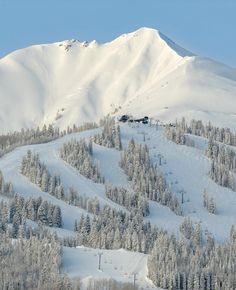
[53,206,62,228]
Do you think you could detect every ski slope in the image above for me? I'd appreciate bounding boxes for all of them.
[0,129,128,231]
[0,123,235,287]
[0,124,235,240]
[62,246,160,290]
[0,27,236,133]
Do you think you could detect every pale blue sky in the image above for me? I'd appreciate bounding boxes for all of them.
[0,0,235,67]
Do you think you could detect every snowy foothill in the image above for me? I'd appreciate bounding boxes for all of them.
[0,120,236,288]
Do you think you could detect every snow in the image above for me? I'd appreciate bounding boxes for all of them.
[0,28,236,133]
[0,124,235,241]
[1,26,236,288]
[121,123,236,242]
[92,143,131,189]
[62,246,160,290]
[0,129,127,231]
[0,124,236,287]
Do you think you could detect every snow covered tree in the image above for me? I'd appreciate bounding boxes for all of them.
[203,189,216,214]
[148,227,236,290]
[105,184,149,216]
[120,139,182,215]
[60,138,103,183]
[93,116,122,150]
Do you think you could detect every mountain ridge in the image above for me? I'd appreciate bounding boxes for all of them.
[0,27,235,133]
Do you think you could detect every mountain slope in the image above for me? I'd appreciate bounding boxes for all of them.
[0,125,235,243]
[0,27,236,133]
[0,123,235,288]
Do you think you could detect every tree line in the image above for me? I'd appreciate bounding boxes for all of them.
[205,140,235,190]
[60,138,104,183]
[105,184,149,216]
[86,278,140,290]
[202,189,216,214]
[120,139,182,215]
[0,121,98,158]
[66,206,160,254]
[165,117,236,147]
[0,169,62,238]
[93,116,122,150]
[148,224,236,290]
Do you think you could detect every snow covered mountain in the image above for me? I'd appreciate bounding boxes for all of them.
[0,27,236,133]
[1,27,236,289]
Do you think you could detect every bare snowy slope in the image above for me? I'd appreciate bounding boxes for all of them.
[63,246,159,289]
[0,27,236,133]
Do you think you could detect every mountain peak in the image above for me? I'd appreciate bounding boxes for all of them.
[0,28,235,133]
[131,26,160,35]
[112,27,193,58]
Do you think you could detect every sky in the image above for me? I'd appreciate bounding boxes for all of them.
[0,0,235,67]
